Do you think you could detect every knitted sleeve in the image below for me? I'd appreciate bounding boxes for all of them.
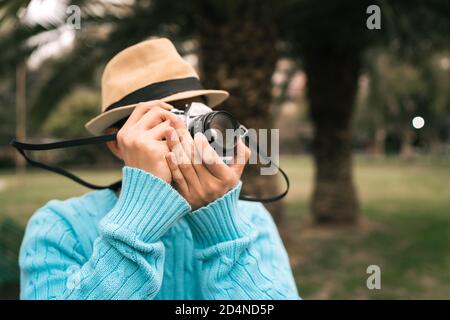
[185,183,300,300]
[19,167,191,300]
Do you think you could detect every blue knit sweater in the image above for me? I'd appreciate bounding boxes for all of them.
[19,166,299,299]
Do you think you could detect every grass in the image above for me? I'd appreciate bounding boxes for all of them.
[282,155,450,299]
[1,156,450,299]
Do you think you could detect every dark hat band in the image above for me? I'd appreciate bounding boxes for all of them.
[105,77,204,112]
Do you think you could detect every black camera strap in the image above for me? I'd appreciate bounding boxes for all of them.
[240,137,290,203]
[10,134,121,190]
[10,134,289,203]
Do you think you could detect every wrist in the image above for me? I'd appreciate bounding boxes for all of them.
[124,161,172,184]
[100,166,190,242]
[185,182,250,248]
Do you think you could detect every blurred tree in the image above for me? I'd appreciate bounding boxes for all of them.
[355,50,450,157]
[0,79,15,144]
[0,0,291,223]
[43,88,100,138]
[154,0,289,222]
[420,52,450,150]
[283,0,450,223]
[42,88,117,166]
[1,0,450,225]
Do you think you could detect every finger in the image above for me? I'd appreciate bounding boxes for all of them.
[154,101,173,110]
[144,119,171,140]
[174,127,195,157]
[168,114,187,131]
[229,139,250,176]
[122,101,171,130]
[166,111,195,154]
[135,107,180,131]
[165,152,189,195]
[166,127,205,177]
[165,127,184,155]
[194,132,230,179]
[168,124,212,180]
[165,127,201,187]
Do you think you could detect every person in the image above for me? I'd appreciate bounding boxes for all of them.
[19,38,299,300]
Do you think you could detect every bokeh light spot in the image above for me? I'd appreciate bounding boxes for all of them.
[412,116,425,129]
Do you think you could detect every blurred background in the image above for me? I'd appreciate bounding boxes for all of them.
[0,0,449,299]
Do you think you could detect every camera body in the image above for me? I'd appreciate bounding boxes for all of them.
[171,102,246,159]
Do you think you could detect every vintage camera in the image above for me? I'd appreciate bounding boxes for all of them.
[11,102,289,201]
[171,102,247,158]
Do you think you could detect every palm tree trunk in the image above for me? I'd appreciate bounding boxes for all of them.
[197,19,284,224]
[374,127,386,157]
[303,49,360,224]
[400,128,414,160]
[15,61,27,176]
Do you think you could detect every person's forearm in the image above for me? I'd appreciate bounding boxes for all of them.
[21,167,191,300]
[65,167,191,299]
[185,183,299,300]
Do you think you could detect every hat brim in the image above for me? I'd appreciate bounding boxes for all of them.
[85,89,229,135]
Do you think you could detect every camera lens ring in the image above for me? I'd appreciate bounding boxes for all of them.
[203,111,239,151]
[203,111,238,131]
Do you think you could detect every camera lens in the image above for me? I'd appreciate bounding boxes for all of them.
[204,111,239,151]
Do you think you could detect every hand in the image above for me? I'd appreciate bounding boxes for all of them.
[164,122,250,210]
[116,100,183,183]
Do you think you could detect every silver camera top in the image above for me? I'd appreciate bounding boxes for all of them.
[170,102,213,116]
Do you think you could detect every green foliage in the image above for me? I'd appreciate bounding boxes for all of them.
[1,0,449,132]
[355,49,450,149]
[0,219,24,284]
[43,88,100,138]
[40,87,118,166]
[0,78,15,143]
[0,0,449,224]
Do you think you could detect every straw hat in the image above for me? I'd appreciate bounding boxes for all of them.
[85,38,229,135]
